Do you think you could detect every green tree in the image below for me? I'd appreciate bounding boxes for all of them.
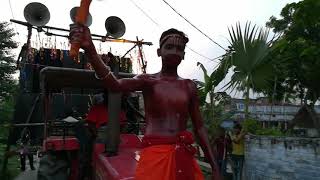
[194,61,228,121]
[195,62,223,105]
[266,0,320,106]
[0,22,19,180]
[0,20,18,133]
[194,63,232,136]
[0,21,18,130]
[215,22,274,119]
[0,21,18,102]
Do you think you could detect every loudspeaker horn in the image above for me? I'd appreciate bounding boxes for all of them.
[105,16,126,39]
[24,2,50,26]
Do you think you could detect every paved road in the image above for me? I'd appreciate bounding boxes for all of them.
[15,169,37,180]
[15,155,38,180]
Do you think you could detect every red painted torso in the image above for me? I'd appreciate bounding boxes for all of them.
[141,73,191,137]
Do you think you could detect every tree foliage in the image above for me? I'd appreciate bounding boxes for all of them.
[0,21,18,101]
[194,63,233,137]
[266,0,320,105]
[214,22,274,118]
[195,62,227,106]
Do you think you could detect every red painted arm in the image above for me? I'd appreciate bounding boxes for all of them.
[187,80,221,180]
[86,45,147,92]
[69,5,147,92]
[70,0,92,58]
[69,22,147,92]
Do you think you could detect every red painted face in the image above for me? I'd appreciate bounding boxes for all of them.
[158,35,186,66]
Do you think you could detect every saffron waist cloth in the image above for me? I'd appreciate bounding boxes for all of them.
[135,131,204,180]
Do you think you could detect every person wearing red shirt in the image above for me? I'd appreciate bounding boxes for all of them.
[211,127,232,176]
[86,93,127,130]
[75,93,127,180]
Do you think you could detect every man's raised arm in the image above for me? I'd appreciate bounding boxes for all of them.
[86,44,146,92]
[69,24,146,92]
[187,80,221,180]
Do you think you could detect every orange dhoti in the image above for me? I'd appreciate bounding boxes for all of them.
[135,131,204,180]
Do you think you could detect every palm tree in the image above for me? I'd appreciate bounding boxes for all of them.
[194,62,215,122]
[195,59,231,102]
[215,22,274,119]
[195,61,228,112]
[194,62,232,136]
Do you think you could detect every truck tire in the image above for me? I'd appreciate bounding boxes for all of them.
[37,153,69,180]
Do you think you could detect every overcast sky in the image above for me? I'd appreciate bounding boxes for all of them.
[1,0,300,97]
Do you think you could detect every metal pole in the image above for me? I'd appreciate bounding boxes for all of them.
[106,64,121,156]
[12,123,45,127]
[10,19,153,45]
[136,36,146,73]
[121,44,138,59]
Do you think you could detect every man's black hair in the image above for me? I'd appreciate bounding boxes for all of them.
[160,28,189,47]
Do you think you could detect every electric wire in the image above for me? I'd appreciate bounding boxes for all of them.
[186,46,224,61]
[8,0,21,42]
[130,0,224,62]
[161,0,226,51]
[129,0,161,28]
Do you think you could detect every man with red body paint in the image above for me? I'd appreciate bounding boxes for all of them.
[70,24,221,180]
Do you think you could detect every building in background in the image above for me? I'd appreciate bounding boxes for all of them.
[229,97,320,130]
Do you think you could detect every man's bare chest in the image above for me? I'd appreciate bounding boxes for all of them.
[148,81,190,106]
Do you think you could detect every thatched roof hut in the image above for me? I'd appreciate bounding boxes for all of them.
[291,105,320,137]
